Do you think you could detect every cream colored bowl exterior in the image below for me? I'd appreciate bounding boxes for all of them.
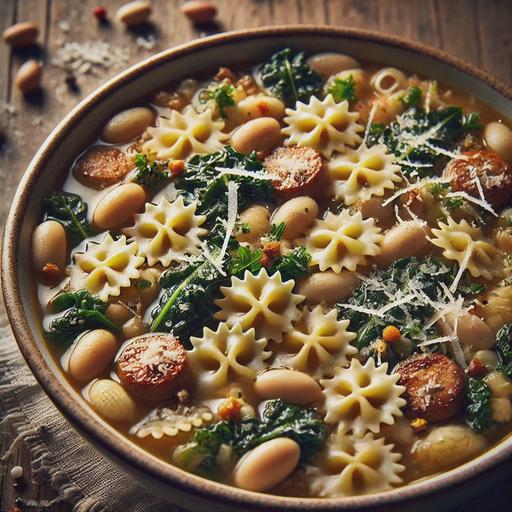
[3,26,512,512]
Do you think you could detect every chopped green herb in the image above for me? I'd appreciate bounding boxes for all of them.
[132,153,169,190]
[229,245,264,278]
[240,222,252,234]
[462,112,482,131]
[269,222,286,241]
[260,48,323,106]
[136,279,152,290]
[400,86,422,108]
[465,377,496,433]
[445,196,464,210]
[326,75,356,103]
[200,80,235,118]
[427,181,450,198]
[496,323,512,378]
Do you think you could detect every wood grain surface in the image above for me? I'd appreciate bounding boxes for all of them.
[1,1,511,511]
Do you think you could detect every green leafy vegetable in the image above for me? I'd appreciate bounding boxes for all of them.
[444,196,464,210]
[269,222,286,241]
[465,377,496,433]
[132,153,169,190]
[326,75,356,102]
[400,86,422,108]
[173,399,326,474]
[151,254,227,346]
[260,48,323,106]
[200,81,236,118]
[462,112,482,131]
[43,192,92,247]
[496,323,512,378]
[229,245,263,278]
[47,290,118,342]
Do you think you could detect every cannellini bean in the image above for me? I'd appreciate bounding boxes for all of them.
[271,196,318,240]
[254,369,322,404]
[376,221,429,267]
[484,122,512,162]
[88,379,136,422]
[297,270,359,304]
[3,22,39,48]
[122,316,148,339]
[449,312,495,351]
[358,196,394,224]
[107,303,133,324]
[139,268,161,306]
[116,1,152,26]
[93,183,146,230]
[237,95,286,121]
[102,107,155,144]
[31,220,67,277]
[180,1,217,24]
[15,60,42,93]
[68,330,118,382]
[484,371,512,398]
[491,397,512,422]
[236,205,270,244]
[234,438,300,492]
[473,350,499,370]
[308,52,361,77]
[231,117,282,155]
[414,425,487,473]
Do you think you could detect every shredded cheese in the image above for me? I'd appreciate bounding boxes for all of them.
[382,177,450,207]
[361,103,379,148]
[449,246,472,293]
[445,191,498,216]
[216,166,275,181]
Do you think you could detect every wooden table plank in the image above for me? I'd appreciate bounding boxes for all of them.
[1,1,511,511]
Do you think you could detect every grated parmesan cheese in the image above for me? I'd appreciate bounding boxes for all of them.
[216,166,275,181]
[382,177,450,207]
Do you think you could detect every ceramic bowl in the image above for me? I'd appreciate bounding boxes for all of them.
[3,26,512,512]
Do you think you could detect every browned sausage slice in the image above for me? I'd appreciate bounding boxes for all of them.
[395,353,465,422]
[73,146,132,190]
[116,333,187,402]
[264,146,323,197]
[444,150,512,210]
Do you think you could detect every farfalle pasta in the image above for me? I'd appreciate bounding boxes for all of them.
[298,210,383,272]
[188,323,270,392]
[328,144,402,205]
[321,358,406,436]
[32,45,511,499]
[279,306,358,378]
[282,94,363,157]
[123,196,207,267]
[143,106,228,160]
[310,433,404,497]
[430,217,502,280]
[73,233,144,301]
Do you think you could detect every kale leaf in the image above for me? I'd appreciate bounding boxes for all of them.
[495,323,512,378]
[173,399,326,474]
[150,255,228,347]
[229,245,263,277]
[47,290,118,342]
[132,153,169,190]
[43,192,92,247]
[199,80,235,118]
[368,106,467,178]
[326,75,356,102]
[465,377,496,433]
[260,48,323,106]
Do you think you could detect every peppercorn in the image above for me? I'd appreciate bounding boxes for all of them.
[93,6,107,21]
[410,417,429,435]
[382,325,401,343]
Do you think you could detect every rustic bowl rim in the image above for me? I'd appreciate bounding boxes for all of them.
[2,25,512,510]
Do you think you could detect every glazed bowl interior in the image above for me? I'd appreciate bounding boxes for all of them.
[3,26,512,511]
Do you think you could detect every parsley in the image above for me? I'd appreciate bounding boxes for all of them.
[427,181,450,198]
[229,245,264,278]
[326,75,356,102]
[496,323,512,378]
[240,222,252,234]
[462,112,482,131]
[269,222,286,241]
[400,86,422,108]
[199,80,235,118]
[445,196,464,210]
[260,48,323,106]
[132,153,169,190]
[465,377,496,433]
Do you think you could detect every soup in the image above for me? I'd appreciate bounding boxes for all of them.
[31,47,512,497]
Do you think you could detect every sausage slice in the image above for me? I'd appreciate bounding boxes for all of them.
[395,353,465,422]
[264,146,323,197]
[116,333,187,402]
[73,146,132,190]
[444,150,512,209]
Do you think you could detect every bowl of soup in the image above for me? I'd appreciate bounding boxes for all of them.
[3,25,512,511]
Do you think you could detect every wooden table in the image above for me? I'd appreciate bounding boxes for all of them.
[0,1,511,510]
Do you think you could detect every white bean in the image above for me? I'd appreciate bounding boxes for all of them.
[376,221,429,267]
[102,107,155,144]
[32,220,67,277]
[308,52,361,77]
[237,95,285,121]
[116,1,152,26]
[484,371,512,398]
[234,437,300,492]
[455,313,495,351]
[236,205,270,244]
[231,117,282,155]
[297,270,359,304]
[122,316,148,339]
[254,369,322,404]
[15,60,42,93]
[473,350,499,370]
[107,303,133,324]
[491,397,512,422]
[358,196,394,223]
[484,122,512,162]
[3,22,39,48]
[88,379,136,422]
[271,196,318,240]
[68,330,118,382]
[414,425,487,473]
[93,183,146,230]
